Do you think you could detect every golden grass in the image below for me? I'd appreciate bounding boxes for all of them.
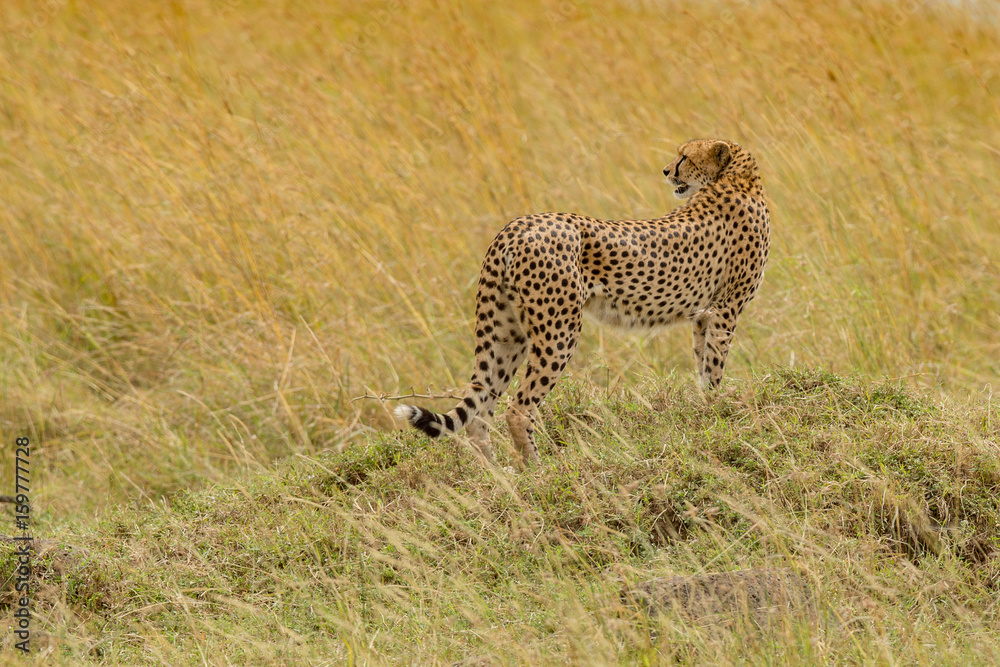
[0,0,998,535]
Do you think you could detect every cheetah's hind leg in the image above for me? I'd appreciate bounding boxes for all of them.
[506,272,583,467]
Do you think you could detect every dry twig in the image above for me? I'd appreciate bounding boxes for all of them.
[351,390,465,404]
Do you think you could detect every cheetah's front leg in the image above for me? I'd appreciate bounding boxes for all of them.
[699,306,738,390]
[692,312,711,379]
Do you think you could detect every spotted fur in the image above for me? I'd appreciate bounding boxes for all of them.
[397,139,770,466]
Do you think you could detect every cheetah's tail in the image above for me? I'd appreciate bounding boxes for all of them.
[394,393,484,439]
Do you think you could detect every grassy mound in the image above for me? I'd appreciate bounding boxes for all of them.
[2,0,1000,521]
[6,369,1000,664]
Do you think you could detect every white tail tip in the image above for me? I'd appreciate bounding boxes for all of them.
[395,405,416,423]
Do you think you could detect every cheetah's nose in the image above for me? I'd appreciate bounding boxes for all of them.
[663,167,669,177]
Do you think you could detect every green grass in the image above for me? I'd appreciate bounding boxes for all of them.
[5,369,1000,664]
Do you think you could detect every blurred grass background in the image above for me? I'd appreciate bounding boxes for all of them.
[0,0,998,521]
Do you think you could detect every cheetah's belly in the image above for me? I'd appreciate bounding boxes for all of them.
[582,283,694,332]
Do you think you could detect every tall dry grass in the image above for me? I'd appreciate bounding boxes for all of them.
[0,0,998,518]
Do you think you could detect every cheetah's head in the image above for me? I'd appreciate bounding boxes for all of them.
[663,139,733,199]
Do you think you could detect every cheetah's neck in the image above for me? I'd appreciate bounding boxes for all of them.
[716,148,765,199]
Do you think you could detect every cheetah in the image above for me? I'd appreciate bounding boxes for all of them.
[397,139,770,466]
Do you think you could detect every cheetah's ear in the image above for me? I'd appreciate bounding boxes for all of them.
[709,141,731,169]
